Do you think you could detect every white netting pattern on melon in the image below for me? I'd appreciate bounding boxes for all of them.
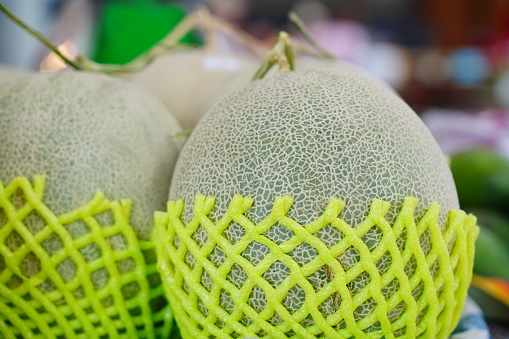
[0,71,180,241]
[170,66,458,231]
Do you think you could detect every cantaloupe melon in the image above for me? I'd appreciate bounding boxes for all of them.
[0,70,181,336]
[171,62,457,232]
[0,63,29,86]
[128,49,257,129]
[1,71,181,241]
[167,61,465,337]
[199,58,397,120]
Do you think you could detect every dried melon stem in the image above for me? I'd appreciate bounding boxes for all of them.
[288,11,336,60]
[251,11,336,82]
[0,3,81,70]
[0,4,267,75]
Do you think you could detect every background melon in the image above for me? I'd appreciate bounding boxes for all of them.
[0,71,181,240]
[128,49,258,129]
[450,148,509,212]
[0,63,29,86]
[0,71,181,275]
[0,70,182,336]
[168,62,460,335]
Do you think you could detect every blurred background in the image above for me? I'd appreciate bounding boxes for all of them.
[2,0,509,109]
[2,0,509,112]
[2,0,509,336]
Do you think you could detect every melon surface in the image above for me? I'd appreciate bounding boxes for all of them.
[0,71,181,241]
[168,62,460,335]
[0,71,181,336]
[0,63,28,86]
[171,63,458,227]
[128,49,257,129]
[199,58,394,121]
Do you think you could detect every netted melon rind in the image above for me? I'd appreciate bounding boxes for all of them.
[155,194,478,339]
[0,176,173,338]
[0,71,181,241]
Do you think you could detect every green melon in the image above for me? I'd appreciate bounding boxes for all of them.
[0,63,29,86]
[168,62,459,335]
[0,72,180,337]
[199,58,394,120]
[0,71,181,240]
[128,49,257,129]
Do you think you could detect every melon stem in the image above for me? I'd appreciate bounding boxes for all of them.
[172,129,194,139]
[288,11,336,60]
[77,9,268,74]
[0,2,267,75]
[210,16,269,57]
[201,6,217,54]
[75,9,206,74]
[0,3,83,71]
[252,31,295,81]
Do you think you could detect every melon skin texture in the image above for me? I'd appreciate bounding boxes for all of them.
[0,71,181,241]
[0,63,29,86]
[199,58,394,122]
[128,49,257,129]
[170,64,458,227]
[169,63,459,331]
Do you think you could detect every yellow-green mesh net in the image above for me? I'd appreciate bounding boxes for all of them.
[0,176,173,338]
[155,194,479,339]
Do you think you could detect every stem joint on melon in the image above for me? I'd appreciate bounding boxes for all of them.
[252,31,295,81]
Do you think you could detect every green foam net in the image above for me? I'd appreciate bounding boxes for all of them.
[155,194,479,339]
[0,176,173,338]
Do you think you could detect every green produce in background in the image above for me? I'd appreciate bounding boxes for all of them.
[92,0,200,64]
[451,151,509,322]
[450,148,509,215]
[470,233,509,323]
[469,208,509,249]
[473,220,509,279]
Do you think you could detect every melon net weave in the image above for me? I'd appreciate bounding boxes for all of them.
[155,194,478,339]
[0,176,173,338]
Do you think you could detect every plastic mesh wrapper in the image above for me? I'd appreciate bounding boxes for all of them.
[0,176,173,338]
[155,194,479,339]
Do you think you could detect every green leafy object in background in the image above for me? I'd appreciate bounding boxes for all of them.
[450,148,509,214]
[468,207,509,249]
[473,224,509,280]
[92,0,201,65]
